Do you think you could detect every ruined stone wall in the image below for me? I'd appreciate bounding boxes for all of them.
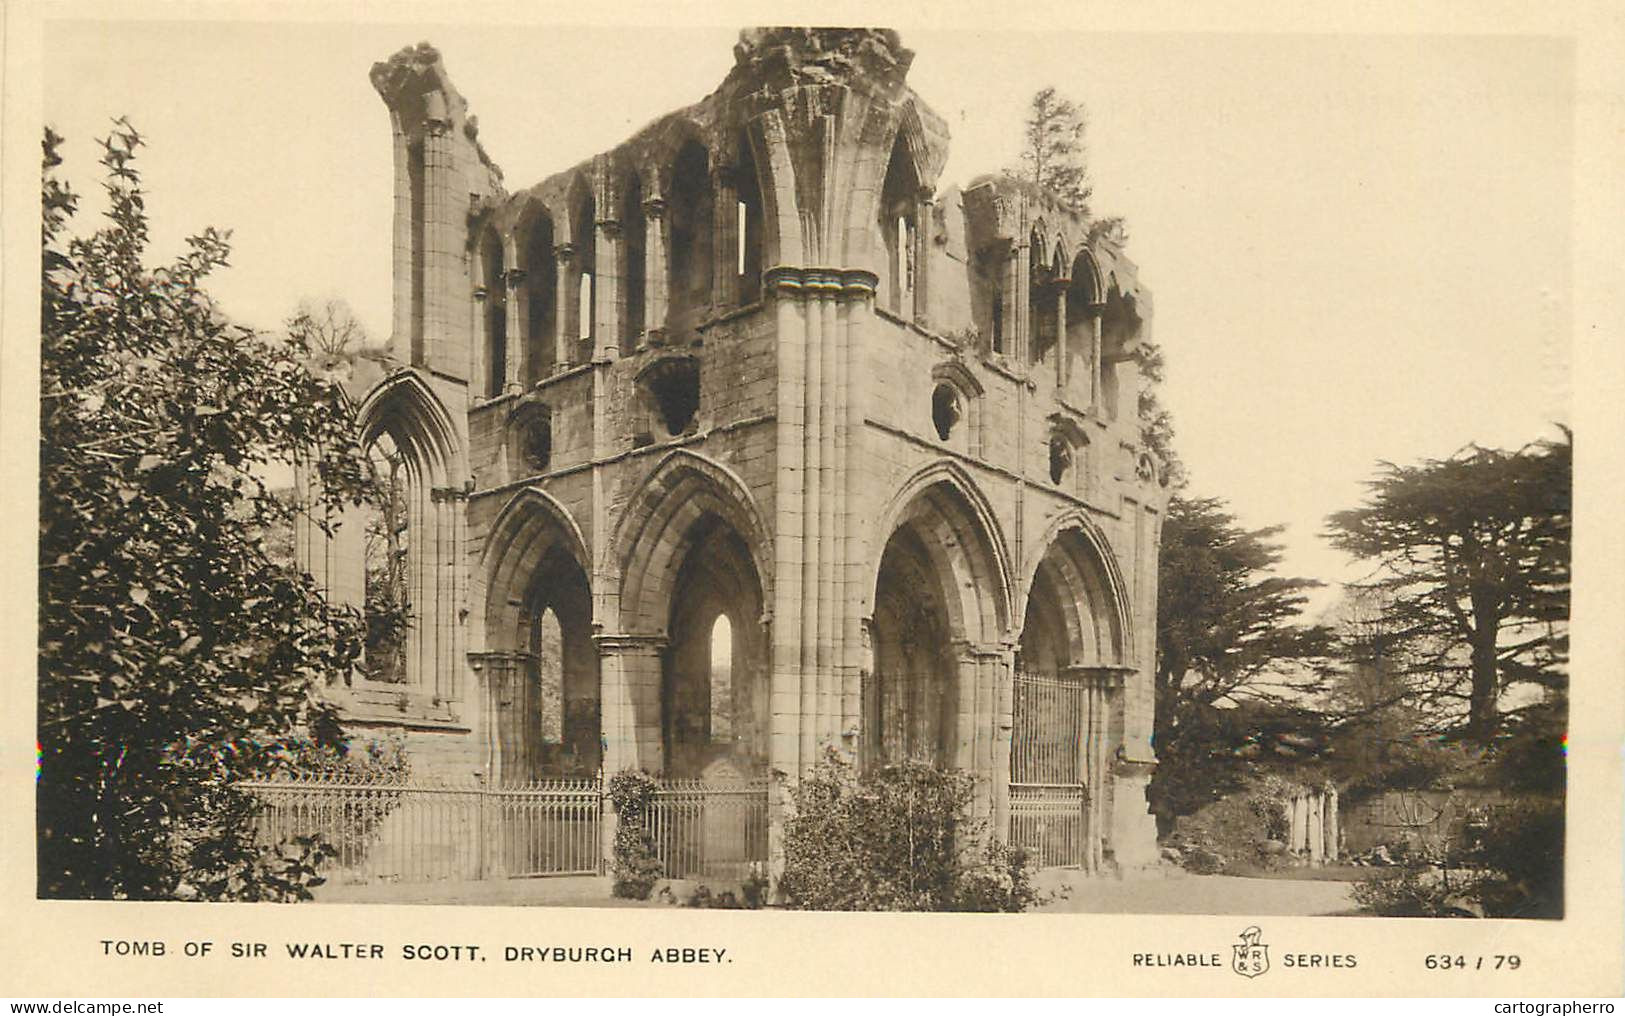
[317,27,1171,873]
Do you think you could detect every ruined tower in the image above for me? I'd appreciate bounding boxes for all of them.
[303,28,1169,880]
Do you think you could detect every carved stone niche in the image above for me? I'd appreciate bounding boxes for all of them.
[506,398,553,475]
[633,354,701,446]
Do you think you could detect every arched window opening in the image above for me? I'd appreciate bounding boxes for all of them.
[1064,251,1099,402]
[668,140,713,335]
[1029,232,1059,367]
[992,293,1005,355]
[622,174,646,346]
[537,607,564,745]
[710,613,733,742]
[931,383,961,441]
[572,193,596,356]
[662,519,766,779]
[362,433,411,684]
[518,549,600,778]
[480,228,507,397]
[524,213,556,385]
[878,133,920,318]
[735,133,764,304]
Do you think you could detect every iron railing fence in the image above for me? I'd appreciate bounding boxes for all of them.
[240,773,602,884]
[646,779,770,880]
[1008,783,1088,869]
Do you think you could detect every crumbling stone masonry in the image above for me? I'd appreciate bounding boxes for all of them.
[298,27,1170,877]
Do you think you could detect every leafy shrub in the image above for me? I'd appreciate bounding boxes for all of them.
[685,885,750,909]
[1351,865,1498,917]
[741,871,769,909]
[1352,795,1563,919]
[1458,798,1563,918]
[779,749,1042,912]
[1179,845,1226,875]
[607,770,662,900]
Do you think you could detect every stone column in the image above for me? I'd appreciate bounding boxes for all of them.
[504,267,527,393]
[1324,785,1340,862]
[990,644,1016,849]
[593,220,620,361]
[642,197,668,347]
[1291,793,1308,854]
[1309,791,1325,865]
[420,115,456,374]
[1089,314,1103,411]
[911,189,933,327]
[1002,242,1024,361]
[1014,237,1032,365]
[596,633,666,874]
[1053,277,1070,389]
[469,650,527,785]
[596,633,666,777]
[712,166,739,309]
[552,243,576,371]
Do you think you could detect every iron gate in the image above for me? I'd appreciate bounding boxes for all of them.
[1009,672,1091,868]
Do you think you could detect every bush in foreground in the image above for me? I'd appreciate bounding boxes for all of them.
[779,750,1044,912]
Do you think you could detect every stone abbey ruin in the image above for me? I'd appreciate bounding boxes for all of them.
[293,27,1170,883]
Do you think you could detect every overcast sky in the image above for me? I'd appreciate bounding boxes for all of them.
[43,18,1574,610]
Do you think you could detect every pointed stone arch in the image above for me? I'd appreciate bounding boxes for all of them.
[1016,510,1132,668]
[611,449,774,635]
[355,368,462,485]
[867,459,1012,644]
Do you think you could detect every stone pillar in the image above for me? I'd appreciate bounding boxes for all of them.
[1011,240,1029,363]
[1291,793,1308,854]
[1324,785,1340,862]
[419,114,464,377]
[712,167,738,309]
[504,268,527,393]
[990,644,1016,850]
[593,220,620,361]
[911,189,933,327]
[1090,315,1103,410]
[1053,277,1070,389]
[552,243,576,371]
[994,242,1017,358]
[469,651,527,785]
[1309,791,1325,865]
[596,633,666,873]
[642,198,668,347]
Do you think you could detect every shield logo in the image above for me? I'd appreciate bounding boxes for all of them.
[1232,926,1270,978]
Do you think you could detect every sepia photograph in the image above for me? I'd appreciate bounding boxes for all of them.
[9,1,1623,1000]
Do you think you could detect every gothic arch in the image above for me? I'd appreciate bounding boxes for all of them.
[482,485,592,640]
[611,450,773,635]
[743,112,803,267]
[1016,510,1132,668]
[867,460,1012,644]
[838,97,945,270]
[355,368,462,484]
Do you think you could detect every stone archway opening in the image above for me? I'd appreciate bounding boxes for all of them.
[869,525,958,769]
[661,515,767,781]
[519,547,600,779]
[1010,525,1128,872]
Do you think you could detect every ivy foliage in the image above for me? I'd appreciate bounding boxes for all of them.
[606,770,663,900]
[38,122,381,900]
